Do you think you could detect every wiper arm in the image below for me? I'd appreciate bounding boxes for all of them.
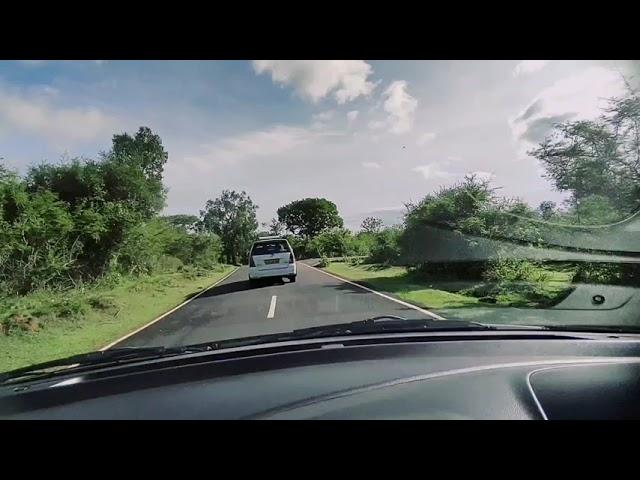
[540,324,640,334]
[287,315,496,338]
[171,316,497,353]
[0,345,212,384]
[241,315,496,344]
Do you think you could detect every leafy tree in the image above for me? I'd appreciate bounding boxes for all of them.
[268,217,285,236]
[111,126,168,183]
[277,198,343,238]
[0,127,173,287]
[530,89,640,217]
[199,190,258,265]
[570,195,620,225]
[163,214,199,232]
[538,201,557,221]
[360,216,383,234]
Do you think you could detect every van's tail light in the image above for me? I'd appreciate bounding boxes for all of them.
[250,256,256,267]
[289,253,294,264]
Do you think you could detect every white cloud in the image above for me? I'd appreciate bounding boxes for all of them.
[186,125,340,169]
[468,170,495,182]
[347,110,359,125]
[510,66,626,150]
[513,60,549,77]
[412,163,452,180]
[370,81,418,135]
[312,110,334,122]
[362,161,381,169]
[311,110,336,129]
[416,132,436,146]
[252,60,376,104]
[0,85,116,148]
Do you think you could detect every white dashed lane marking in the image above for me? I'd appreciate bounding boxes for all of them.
[267,295,277,319]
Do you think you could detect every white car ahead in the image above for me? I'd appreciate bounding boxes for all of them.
[248,237,296,284]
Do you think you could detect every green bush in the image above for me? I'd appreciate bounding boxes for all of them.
[0,178,80,294]
[367,227,401,264]
[347,256,363,266]
[1,127,171,295]
[572,262,639,286]
[155,255,184,273]
[286,235,318,259]
[108,218,222,276]
[483,258,546,283]
[311,228,354,258]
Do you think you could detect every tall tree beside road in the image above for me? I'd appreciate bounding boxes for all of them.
[360,216,383,234]
[22,126,170,278]
[277,198,343,238]
[268,218,286,236]
[530,88,640,219]
[163,214,199,232]
[199,190,258,265]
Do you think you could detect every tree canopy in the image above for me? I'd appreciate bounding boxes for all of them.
[0,127,187,292]
[199,190,258,265]
[530,89,640,219]
[277,198,343,238]
[360,216,383,234]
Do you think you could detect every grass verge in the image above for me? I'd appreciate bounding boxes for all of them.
[322,262,574,310]
[322,262,479,309]
[0,266,235,372]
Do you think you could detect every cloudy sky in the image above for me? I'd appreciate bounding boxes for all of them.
[0,60,636,229]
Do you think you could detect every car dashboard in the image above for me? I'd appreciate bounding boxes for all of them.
[1,332,640,419]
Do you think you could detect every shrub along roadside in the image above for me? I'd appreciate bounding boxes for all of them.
[0,266,234,373]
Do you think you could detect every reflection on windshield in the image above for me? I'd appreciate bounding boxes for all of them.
[1,59,639,374]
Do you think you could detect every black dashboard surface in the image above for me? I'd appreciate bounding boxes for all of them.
[2,334,640,419]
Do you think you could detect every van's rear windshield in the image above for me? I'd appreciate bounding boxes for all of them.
[251,241,290,256]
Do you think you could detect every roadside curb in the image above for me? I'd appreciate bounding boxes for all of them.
[299,262,445,320]
[100,267,240,350]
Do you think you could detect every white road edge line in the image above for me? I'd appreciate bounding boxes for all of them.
[299,262,445,320]
[267,295,277,319]
[100,267,240,351]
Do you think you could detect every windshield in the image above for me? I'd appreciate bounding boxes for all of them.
[1,60,639,374]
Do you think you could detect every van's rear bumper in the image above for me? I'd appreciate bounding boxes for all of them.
[249,263,296,279]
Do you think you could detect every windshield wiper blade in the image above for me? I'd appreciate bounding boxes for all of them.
[540,324,640,334]
[291,316,495,337]
[0,345,212,384]
[172,316,498,352]
[256,315,497,341]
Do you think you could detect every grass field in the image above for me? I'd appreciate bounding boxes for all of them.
[0,266,235,372]
[323,263,480,309]
[322,262,573,310]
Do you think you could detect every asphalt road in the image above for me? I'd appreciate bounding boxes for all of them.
[117,261,437,348]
